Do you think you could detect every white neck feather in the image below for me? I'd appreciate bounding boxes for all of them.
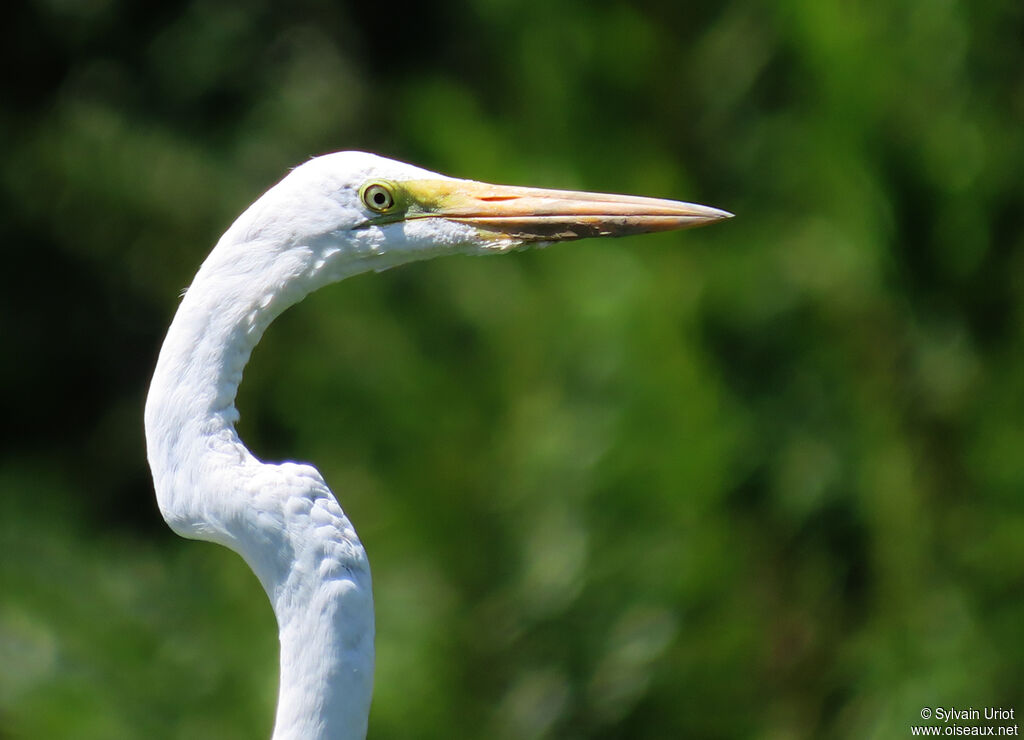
[144,238,375,740]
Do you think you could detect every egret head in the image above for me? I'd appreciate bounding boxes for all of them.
[210,152,731,288]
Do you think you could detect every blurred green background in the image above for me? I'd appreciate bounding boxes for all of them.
[2,0,1022,738]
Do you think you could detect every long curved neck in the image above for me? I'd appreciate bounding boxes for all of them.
[144,247,374,740]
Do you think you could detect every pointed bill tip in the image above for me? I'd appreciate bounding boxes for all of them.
[681,203,734,225]
[700,205,733,223]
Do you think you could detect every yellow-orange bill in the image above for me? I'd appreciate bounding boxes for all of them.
[401,179,733,242]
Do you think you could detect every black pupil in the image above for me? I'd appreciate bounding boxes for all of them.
[373,190,387,206]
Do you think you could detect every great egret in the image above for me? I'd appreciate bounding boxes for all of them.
[144,151,731,739]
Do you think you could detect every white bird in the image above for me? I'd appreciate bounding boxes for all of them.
[144,151,730,739]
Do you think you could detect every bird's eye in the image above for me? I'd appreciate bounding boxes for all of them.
[360,181,396,213]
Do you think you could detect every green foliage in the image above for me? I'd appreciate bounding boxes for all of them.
[1,0,1022,737]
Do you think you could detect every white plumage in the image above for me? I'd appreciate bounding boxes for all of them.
[145,152,729,739]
